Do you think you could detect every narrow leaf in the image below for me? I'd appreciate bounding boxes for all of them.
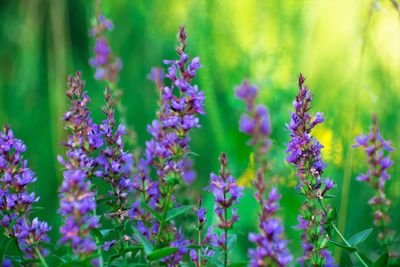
[348,228,373,247]
[228,262,248,267]
[0,238,11,262]
[227,234,237,251]
[131,227,153,255]
[165,205,193,222]
[147,247,178,261]
[141,201,163,222]
[372,253,389,267]
[328,240,357,252]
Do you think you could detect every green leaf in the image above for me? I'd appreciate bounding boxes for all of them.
[165,205,193,222]
[228,262,248,267]
[327,207,337,223]
[0,238,11,262]
[58,260,92,267]
[372,253,389,267]
[141,201,163,222]
[107,253,122,267]
[357,251,373,266]
[227,234,237,251]
[131,227,153,255]
[91,228,103,239]
[328,240,357,252]
[147,247,178,261]
[348,228,373,247]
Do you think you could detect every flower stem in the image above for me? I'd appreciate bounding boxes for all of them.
[93,209,104,267]
[34,246,49,267]
[224,190,228,267]
[331,224,368,267]
[155,186,174,248]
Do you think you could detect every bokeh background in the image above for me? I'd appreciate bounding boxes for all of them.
[0,0,399,265]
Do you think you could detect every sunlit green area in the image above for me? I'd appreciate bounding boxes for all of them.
[0,0,399,265]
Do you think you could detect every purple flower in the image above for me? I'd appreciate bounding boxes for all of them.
[58,72,100,258]
[353,116,395,245]
[0,126,51,259]
[286,74,335,266]
[89,14,122,82]
[248,188,292,267]
[96,87,134,221]
[205,153,242,262]
[236,81,271,153]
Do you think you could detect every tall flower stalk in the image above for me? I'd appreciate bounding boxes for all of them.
[236,81,291,266]
[353,116,395,249]
[0,126,51,266]
[206,153,243,267]
[286,74,335,266]
[134,26,204,251]
[58,72,103,260]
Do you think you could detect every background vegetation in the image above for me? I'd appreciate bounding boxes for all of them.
[0,0,399,265]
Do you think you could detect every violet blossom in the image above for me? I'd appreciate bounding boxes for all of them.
[286,74,335,266]
[353,116,395,246]
[58,72,102,257]
[206,153,243,265]
[0,126,51,259]
[236,81,291,266]
[95,86,134,222]
[89,14,122,82]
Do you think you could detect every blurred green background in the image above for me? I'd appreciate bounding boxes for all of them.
[0,0,399,265]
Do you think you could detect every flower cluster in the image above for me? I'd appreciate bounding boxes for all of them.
[286,74,335,266]
[206,153,243,265]
[190,200,218,267]
[0,126,51,259]
[353,116,395,246]
[142,26,205,183]
[95,86,134,221]
[248,184,292,267]
[236,81,271,158]
[58,72,102,257]
[89,14,122,82]
[236,81,291,266]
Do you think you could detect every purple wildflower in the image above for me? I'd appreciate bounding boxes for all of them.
[286,74,335,266]
[248,183,292,267]
[58,72,101,257]
[96,86,134,222]
[206,153,243,265]
[236,81,271,157]
[0,126,51,259]
[141,26,204,182]
[89,14,122,82]
[353,116,395,246]
[236,80,292,266]
[190,199,217,267]
[132,26,204,249]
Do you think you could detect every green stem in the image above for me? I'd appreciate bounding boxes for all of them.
[197,227,202,267]
[34,246,49,267]
[14,237,24,262]
[224,208,228,267]
[223,189,228,267]
[155,186,173,248]
[93,210,104,267]
[331,224,368,267]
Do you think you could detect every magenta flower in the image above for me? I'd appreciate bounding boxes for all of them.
[0,126,51,259]
[353,116,395,246]
[286,74,335,266]
[58,72,101,257]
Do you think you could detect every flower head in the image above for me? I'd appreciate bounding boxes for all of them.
[0,126,51,258]
[286,74,335,266]
[58,72,101,257]
[89,14,122,82]
[353,115,395,245]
